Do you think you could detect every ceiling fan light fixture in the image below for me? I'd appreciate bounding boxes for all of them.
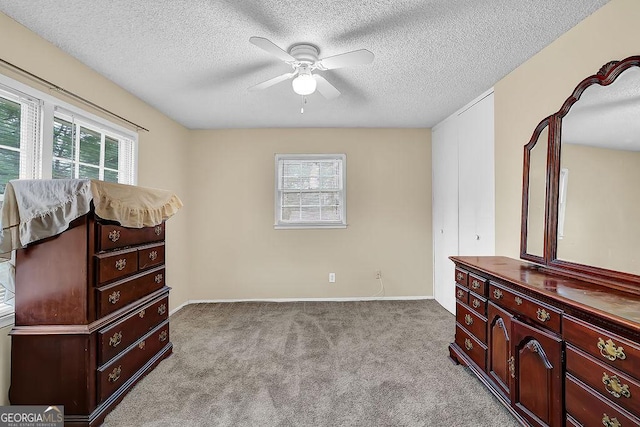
[292,73,317,95]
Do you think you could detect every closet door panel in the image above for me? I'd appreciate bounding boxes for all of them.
[458,93,495,256]
[432,120,459,314]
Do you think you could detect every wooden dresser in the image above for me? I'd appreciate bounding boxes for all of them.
[9,211,172,426]
[449,256,640,427]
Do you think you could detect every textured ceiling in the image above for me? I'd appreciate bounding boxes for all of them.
[0,0,609,129]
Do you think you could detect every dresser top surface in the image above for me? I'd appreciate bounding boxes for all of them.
[451,256,640,327]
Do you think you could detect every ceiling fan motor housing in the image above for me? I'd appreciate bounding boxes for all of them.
[289,43,320,64]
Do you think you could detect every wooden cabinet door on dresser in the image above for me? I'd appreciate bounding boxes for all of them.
[511,318,563,427]
[487,301,512,399]
[9,212,173,426]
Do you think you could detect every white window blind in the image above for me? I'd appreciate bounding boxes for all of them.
[275,154,346,228]
[0,85,41,196]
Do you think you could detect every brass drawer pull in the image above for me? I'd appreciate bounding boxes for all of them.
[508,355,515,378]
[602,414,622,427]
[514,296,523,305]
[158,304,167,316]
[109,331,122,348]
[155,273,163,284]
[108,366,122,383]
[139,309,145,318]
[159,330,168,342]
[139,340,146,350]
[108,230,120,242]
[536,308,550,322]
[464,338,473,351]
[598,338,626,362]
[154,225,162,236]
[472,299,481,309]
[108,291,121,305]
[602,373,631,398]
[149,250,158,261]
[471,279,481,290]
[115,258,126,271]
[493,289,503,300]
[456,272,463,281]
[457,289,464,299]
[464,314,473,326]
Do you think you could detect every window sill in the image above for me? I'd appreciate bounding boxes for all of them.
[274,224,347,230]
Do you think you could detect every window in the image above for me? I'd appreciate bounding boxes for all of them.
[0,75,138,326]
[0,78,137,195]
[275,154,346,229]
[52,112,135,184]
[0,87,41,196]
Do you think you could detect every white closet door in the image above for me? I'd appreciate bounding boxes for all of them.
[432,119,459,314]
[458,93,495,256]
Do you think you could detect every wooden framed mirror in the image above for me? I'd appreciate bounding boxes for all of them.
[520,117,552,264]
[521,55,640,292]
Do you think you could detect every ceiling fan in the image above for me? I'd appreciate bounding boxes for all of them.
[248,36,374,100]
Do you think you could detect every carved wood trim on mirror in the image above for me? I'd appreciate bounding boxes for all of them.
[521,55,640,293]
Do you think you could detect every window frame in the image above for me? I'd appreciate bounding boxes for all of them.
[52,109,135,183]
[0,85,42,200]
[0,72,138,186]
[274,153,347,229]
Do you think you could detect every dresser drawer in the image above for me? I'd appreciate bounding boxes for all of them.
[468,273,487,296]
[96,267,166,317]
[468,292,487,316]
[566,374,640,427]
[95,248,139,285]
[455,268,468,287]
[97,321,170,403]
[489,283,561,334]
[566,344,640,416]
[566,415,581,427]
[97,222,165,251]
[455,324,487,371]
[455,285,468,305]
[564,315,640,382]
[98,295,169,365]
[456,301,487,342]
[138,243,165,271]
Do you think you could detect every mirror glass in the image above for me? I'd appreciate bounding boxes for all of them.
[525,125,548,259]
[557,66,640,275]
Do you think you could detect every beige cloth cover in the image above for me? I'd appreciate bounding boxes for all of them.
[0,179,182,256]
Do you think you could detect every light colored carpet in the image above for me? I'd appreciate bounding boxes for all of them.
[104,300,519,426]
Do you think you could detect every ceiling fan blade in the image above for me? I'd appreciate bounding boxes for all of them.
[319,49,374,70]
[313,75,341,100]
[249,37,296,62]
[248,72,296,91]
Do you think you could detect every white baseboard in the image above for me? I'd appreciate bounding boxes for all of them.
[170,295,434,315]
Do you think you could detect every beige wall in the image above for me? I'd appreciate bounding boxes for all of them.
[494,0,640,258]
[188,128,432,299]
[0,12,190,404]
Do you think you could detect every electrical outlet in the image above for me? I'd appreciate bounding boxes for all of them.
[375,270,382,279]
[329,273,336,283]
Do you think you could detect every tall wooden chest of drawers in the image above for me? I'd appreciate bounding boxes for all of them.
[9,211,173,426]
